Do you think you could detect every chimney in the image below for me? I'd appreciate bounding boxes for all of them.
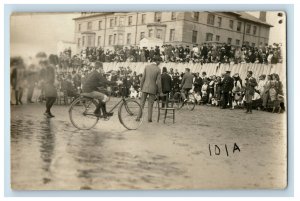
[259,11,266,22]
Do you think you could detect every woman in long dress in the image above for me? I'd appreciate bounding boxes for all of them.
[268,74,279,113]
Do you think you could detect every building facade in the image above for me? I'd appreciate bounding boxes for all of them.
[73,12,272,52]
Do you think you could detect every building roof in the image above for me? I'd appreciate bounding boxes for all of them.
[73,11,273,27]
[235,12,273,27]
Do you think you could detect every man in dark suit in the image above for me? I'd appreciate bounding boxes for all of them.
[161,67,172,107]
[138,61,162,122]
[220,71,234,109]
[193,72,203,94]
[181,68,194,102]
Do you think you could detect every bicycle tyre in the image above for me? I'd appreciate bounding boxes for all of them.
[69,97,99,130]
[118,99,143,130]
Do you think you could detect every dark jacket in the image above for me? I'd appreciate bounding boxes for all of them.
[161,72,172,93]
[221,75,234,93]
[82,70,112,93]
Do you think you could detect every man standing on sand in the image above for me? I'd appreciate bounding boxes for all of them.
[138,61,162,122]
[181,68,194,103]
[244,70,258,114]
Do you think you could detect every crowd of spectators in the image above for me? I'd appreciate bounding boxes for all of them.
[72,43,283,65]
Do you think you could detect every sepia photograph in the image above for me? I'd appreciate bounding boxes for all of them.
[10,11,287,190]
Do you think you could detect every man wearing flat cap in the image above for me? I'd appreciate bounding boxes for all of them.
[220,70,234,109]
[82,61,115,118]
[244,70,258,114]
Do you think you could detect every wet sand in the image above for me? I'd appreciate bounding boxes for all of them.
[10,101,287,190]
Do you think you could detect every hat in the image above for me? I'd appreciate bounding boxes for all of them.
[94,61,103,69]
[226,70,231,74]
[233,73,239,78]
[259,74,266,78]
[248,70,253,75]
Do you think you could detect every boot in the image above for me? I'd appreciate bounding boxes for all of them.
[101,104,113,118]
[245,103,249,113]
[248,102,252,114]
[94,102,102,117]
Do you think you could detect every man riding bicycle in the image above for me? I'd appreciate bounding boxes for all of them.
[82,61,115,118]
[181,68,194,103]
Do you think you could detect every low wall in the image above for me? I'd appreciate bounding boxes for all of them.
[103,62,285,82]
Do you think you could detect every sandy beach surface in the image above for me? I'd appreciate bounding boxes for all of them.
[10,100,287,190]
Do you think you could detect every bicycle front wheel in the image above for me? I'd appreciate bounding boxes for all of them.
[118,99,143,130]
[69,97,99,130]
[172,92,182,110]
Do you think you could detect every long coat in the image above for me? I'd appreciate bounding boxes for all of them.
[140,64,162,95]
[40,65,57,98]
[245,77,258,96]
[161,72,172,93]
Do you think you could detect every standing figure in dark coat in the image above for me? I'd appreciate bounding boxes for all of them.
[40,55,58,118]
[160,67,172,107]
[220,71,234,109]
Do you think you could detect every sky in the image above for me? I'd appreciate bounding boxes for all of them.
[10,11,286,58]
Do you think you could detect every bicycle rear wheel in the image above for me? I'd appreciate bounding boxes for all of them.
[69,97,99,130]
[118,99,143,130]
[185,92,196,111]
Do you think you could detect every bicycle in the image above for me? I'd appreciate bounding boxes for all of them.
[68,92,143,130]
[171,89,196,111]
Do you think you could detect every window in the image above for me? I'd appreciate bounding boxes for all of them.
[98,21,102,30]
[128,16,133,25]
[236,39,240,46]
[115,17,117,26]
[87,22,92,30]
[253,26,257,35]
[78,24,81,31]
[206,33,213,41]
[229,20,234,29]
[237,21,242,32]
[252,43,255,47]
[207,14,215,25]
[156,29,162,39]
[127,33,131,44]
[140,32,145,40]
[148,29,153,37]
[113,34,117,45]
[97,36,101,46]
[110,19,114,28]
[216,35,220,42]
[141,14,146,24]
[169,29,175,41]
[193,12,199,21]
[77,38,81,47]
[246,24,251,34]
[118,34,123,44]
[119,17,124,26]
[217,17,222,27]
[227,37,232,44]
[109,35,113,45]
[192,30,198,43]
[154,12,162,22]
[87,35,93,46]
[171,12,176,20]
[245,41,249,46]
[82,36,85,46]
